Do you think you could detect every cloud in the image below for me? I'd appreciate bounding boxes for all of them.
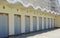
[7,0,18,3]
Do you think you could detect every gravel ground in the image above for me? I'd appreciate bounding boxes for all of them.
[9,29,60,38]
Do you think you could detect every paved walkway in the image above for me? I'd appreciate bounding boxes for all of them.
[9,29,60,38]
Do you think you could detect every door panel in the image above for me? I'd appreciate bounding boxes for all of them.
[51,18,52,29]
[51,19,55,28]
[2,14,8,37]
[14,15,21,35]
[48,18,50,29]
[0,14,3,37]
[53,19,55,28]
[44,18,46,30]
[39,17,42,30]
[33,16,37,31]
[0,14,8,38]
[25,16,30,33]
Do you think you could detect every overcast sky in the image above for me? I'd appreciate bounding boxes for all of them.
[58,0,60,4]
[7,0,60,4]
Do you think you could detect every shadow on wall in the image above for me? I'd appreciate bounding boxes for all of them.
[9,28,59,38]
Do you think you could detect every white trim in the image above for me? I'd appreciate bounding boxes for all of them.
[30,16,33,32]
[9,13,14,35]
[21,15,25,33]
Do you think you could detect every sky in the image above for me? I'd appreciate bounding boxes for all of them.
[58,0,60,4]
[7,0,60,4]
[7,0,21,3]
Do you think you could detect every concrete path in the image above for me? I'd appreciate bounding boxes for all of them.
[9,29,60,38]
